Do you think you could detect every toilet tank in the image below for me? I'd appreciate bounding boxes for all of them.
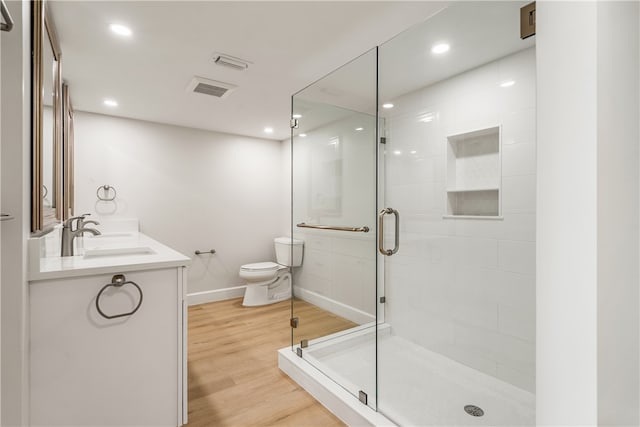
[274,237,304,267]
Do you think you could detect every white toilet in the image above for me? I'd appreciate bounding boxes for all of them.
[240,237,303,306]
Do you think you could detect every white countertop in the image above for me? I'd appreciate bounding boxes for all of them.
[29,233,191,281]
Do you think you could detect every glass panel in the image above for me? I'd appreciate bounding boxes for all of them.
[291,48,378,408]
[378,2,536,425]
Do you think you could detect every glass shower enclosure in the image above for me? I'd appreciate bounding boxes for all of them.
[289,2,536,425]
[291,47,379,409]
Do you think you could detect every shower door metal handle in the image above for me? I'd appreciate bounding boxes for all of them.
[378,207,399,256]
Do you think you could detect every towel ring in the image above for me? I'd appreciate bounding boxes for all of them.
[96,274,143,320]
[96,185,117,201]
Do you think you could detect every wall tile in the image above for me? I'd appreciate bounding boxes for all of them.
[502,142,536,177]
[498,240,536,274]
[497,364,535,393]
[499,303,535,342]
[502,174,536,213]
[496,270,535,310]
[303,248,332,280]
[501,108,536,146]
[454,237,498,269]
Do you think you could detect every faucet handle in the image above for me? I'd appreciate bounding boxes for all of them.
[64,216,86,229]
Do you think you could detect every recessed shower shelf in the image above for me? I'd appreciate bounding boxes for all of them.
[446,126,502,217]
[446,187,499,193]
[443,214,504,220]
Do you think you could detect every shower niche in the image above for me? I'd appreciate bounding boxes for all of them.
[445,125,502,218]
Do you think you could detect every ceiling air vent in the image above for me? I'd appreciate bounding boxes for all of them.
[211,52,251,71]
[187,77,237,99]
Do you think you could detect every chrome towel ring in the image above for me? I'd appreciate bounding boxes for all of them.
[96,274,143,320]
[96,185,117,201]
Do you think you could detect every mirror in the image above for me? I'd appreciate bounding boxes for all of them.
[32,0,62,233]
[62,83,74,218]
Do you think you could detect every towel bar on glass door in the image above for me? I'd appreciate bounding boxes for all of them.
[296,223,369,233]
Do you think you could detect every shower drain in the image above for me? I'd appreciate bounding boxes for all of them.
[464,405,485,417]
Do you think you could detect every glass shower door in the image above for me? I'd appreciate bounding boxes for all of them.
[290,48,379,409]
[377,2,536,425]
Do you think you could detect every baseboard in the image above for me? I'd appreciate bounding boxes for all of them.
[295,287,375,325]
[187,286,246,306]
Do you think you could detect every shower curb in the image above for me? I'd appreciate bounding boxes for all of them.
[278,348,396,427]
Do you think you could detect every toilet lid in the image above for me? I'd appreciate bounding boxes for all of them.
[241,262,281,272]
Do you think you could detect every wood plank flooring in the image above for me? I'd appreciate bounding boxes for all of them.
[187,298,356,427]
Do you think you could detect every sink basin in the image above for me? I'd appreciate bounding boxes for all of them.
[83,233,138,248]
[83,246,155,259]
[86,232,136,239]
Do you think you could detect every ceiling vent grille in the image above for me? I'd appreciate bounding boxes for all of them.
[187,77,237,99]
[211,52,251,71]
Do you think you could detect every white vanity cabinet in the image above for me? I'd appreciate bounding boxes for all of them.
[29,266,187,427]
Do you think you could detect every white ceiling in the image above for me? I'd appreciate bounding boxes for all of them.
[286,1,534,136]
[50,1,449,141]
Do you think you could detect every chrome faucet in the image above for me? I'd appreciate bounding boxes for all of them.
[61,215,101,256]
[77,213,100,230]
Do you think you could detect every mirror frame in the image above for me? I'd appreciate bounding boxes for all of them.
[32,0,62,233]
[62,83,74,219]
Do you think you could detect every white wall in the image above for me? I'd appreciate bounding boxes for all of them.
[73,112,285,299]
[537,1,639,425]
[281,138,291,236]
[596,1,639,425]
[382,47,536,392]
[0,1,31,424]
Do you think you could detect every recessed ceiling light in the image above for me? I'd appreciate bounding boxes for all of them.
[500,80,516,88]
[299,133,307,137]
[355,127,364,131]
[410,150,417,154]
[382,103,394,109]
[393,150,402,155]
[109,24,132,37]
[431,43,450,54]
[264,127,274,134]
[103,99,118,107]
[292,114,302,119]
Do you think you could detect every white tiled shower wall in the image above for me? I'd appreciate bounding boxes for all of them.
[382,47,536,392]
[291,114,377,320]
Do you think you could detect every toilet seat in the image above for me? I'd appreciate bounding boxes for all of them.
[240,261,283,272]
[239,262,286,283]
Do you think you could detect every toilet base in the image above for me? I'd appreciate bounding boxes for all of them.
[242,272,291,306]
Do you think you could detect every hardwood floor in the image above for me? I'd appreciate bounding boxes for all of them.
[187,298,355,427]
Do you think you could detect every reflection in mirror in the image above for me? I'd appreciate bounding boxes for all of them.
[42,33,55,210]
[62,83,75,218]
[32,0,62,233]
